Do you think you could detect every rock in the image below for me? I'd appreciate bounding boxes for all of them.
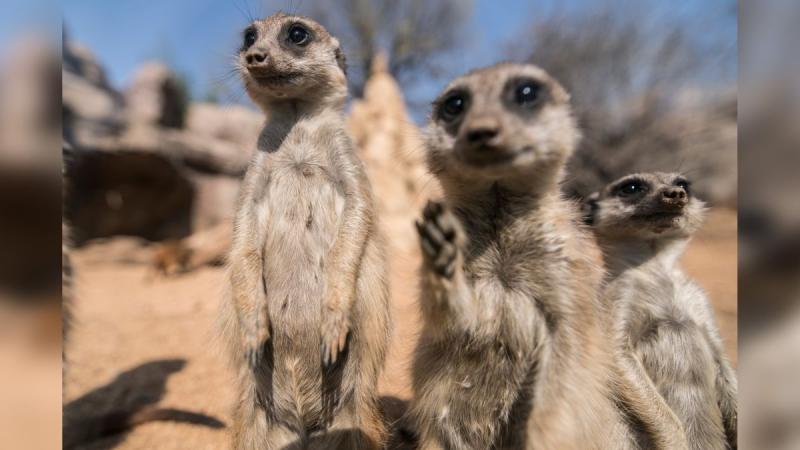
[60,37,251,249]
[125,62,188,129]
[66,148,195,245]
[83,126,251,176]
[62,37,126,142]
[66,126,248,245]
[62,30,115,92]
[186,102,263,151]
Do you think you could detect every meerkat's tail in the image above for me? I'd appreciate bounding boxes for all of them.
[63,406,225,449]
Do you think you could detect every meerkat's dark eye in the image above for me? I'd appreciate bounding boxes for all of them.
[243,27,257,49]
[514,80,543,107]
[288,24,310,45]
[675,179,691,194]
[618,180,647,196]
[439,94,467,122]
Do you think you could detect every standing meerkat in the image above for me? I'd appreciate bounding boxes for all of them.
[219,13,390,449]
[408,62,686,449]
[585,172,737,450]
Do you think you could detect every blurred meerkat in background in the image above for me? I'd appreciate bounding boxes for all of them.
[585,172,737,450]
[219,13,390,449]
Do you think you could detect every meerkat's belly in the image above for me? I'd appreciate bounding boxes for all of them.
[262,163,345,318]
[260,161,346,429]
[636,315,717,397]
[414,280,538,446]
[414,336,531,447]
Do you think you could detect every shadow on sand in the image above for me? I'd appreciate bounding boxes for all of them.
[63,358,224,449]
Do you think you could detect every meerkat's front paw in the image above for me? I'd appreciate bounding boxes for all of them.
[320,306,350,368]
[242,325,270,369]
[415,201,463,278]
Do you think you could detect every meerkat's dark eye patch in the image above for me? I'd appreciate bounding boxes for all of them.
[288,24,311,46]
[514,79,543,107]
[504,77,546,110]
[242,27,258,50]
[616,179,649,196]
[674,178,691,194]
[437,91,468,123]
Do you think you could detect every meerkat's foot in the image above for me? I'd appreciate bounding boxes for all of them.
[242,324,270,369]
[416,201,461,278]
[321,308,350,367]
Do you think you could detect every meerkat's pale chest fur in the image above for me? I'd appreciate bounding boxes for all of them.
[219,14,390,450]
[587,172,737,450]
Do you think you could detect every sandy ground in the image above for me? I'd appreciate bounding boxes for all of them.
[63,208,737,449]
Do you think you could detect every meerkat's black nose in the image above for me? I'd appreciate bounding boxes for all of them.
[466,127,499,144]
[245,50,268,66]
[661,187,688,205]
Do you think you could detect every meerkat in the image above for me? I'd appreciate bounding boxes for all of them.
[219,13,390,450]
[407,62,687,449]
[584,172,738,449]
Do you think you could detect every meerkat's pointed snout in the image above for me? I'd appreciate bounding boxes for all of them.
[463,115,501,146]
[660,186,688,207]
[244,48,268,67]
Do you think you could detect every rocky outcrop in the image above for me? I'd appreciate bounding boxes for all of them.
[125,62,189,129]
[62,38,125,142]
[62,40,259,246]
[186,102,263,152]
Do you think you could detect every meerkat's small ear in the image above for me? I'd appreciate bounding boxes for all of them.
[334,43,347,75]
[582,192,600,226]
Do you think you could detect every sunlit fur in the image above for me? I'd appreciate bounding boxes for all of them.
[237,13,347,112]
[219,13,390,450]
[587,172,737,450]
[408,63,686,449]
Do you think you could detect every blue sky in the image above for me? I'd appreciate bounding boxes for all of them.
[59,0,735,113]
[0,0,60,47]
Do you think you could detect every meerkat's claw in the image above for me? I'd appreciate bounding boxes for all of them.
[417,201,460,278]
[321,332,348,367]
[321,313,350,368]
[244,340,265,369]
[245,346,260,369]
[241,324,270,369]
